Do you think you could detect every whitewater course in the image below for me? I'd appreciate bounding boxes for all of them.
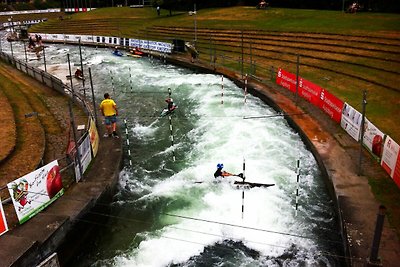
[4,40,345,266]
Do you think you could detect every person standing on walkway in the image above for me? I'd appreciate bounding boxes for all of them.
[100,93,119,138]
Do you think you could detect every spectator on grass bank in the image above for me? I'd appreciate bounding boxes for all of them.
[157,6,160,16]
[100,93,119,138]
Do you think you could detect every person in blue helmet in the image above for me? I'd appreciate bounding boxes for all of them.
[214,163,234,178]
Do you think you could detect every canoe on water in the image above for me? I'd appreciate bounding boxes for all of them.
[195,179,275,189]
[233,180,275,188]
[112,50,123,57]
[160,106,177,117]
[66,75,85,81]
[127,53,141,58]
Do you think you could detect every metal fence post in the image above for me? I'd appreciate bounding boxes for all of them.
[366,205,386,267]
[358,90,367,176]
[69,101,84,181]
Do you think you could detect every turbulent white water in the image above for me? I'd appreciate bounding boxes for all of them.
[2,38,343,266]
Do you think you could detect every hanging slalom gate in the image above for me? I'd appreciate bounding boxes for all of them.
[244,74,248,104]
[166,88,176,162]
[295,159,300,216]
[110,69,115,93]
[221,75,224,104]
[123,119,133,168]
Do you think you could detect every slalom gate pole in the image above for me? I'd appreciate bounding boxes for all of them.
[166,88,176,162]
[244,74,248,104]
[124,119,133,168]
[221,75,224,104]
[168,114,176,162]
[241,158,246,219]
[295,159,300,216]
[110,69,115,94]
[129,67,133,93]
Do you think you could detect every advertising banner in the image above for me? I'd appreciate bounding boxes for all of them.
[341,102,362,141]
[363,118,385,160]
[7,160,64,224]
[74,134,92,182]
[88,118,99,157]
[0,198,8,236]
[276,68,297,93]
[319,89,344,124]
[381,136,400,188]
[298,77,322,107]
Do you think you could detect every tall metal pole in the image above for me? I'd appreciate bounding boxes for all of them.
[88,68,98,126]
[295,54,300,104]
[10,41,14,57]
[23,41,28,62]
[69,101,84,181]
[358,90,367,176]
[194,4,197,46]
[67,54,76,102]
[43,46,47,72]
[241,31,244,80]
[78,38,85,91]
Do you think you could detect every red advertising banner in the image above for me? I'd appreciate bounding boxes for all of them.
[381,136,400,188]
[318,89,344,123]
[394,153,400,188]
[276,68,297,93]
[0,198,8,236]
[298,77,322,107]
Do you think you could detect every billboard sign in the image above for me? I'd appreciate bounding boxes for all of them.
[0,198,8,236]
[7,160,64,224]
[381,136,400,188]
[319,89,344,124]
[298,77,322,107]
[276,68,297,93]
[363,118,385,160]
[88,118,99,157]
[74,134,92,182]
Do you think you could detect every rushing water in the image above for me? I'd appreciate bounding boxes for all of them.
[2,37,344,266]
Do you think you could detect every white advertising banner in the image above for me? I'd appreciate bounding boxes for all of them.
[341,102,363,141]
[33,33,172,53]
[7,160,64,224]
[74,134,92,182]
[362,118,385,160]
[0,198,8,236]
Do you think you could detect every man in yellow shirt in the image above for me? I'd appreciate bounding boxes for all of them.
[100,93,118,138]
